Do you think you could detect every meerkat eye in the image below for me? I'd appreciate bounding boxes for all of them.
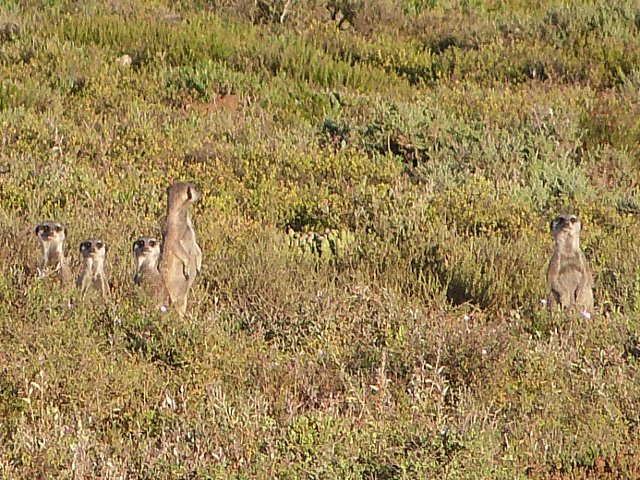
[54,225,63,232]
[148,240,157,247]
[96,241,103,249]
[570,217,577,224]
[81,241,90,250]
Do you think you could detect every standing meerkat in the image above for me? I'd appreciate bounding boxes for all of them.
[77,238,111,299]
[159,182,202,316]
[34,220,72,285]
[546,214,594,314]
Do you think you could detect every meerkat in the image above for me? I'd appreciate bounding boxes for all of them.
[34,220,72,285]
[546,214,594,313]
[133,236,161,285]
[132,236,166,304]
[77,238,110,299]
[158,182,202,316]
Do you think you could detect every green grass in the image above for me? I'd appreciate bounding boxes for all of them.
[2,0,640,477]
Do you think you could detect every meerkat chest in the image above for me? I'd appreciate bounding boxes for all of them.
[136,265,160,280]
[556,251,586,279]
[559,263,584,275]
[43,245,64,265]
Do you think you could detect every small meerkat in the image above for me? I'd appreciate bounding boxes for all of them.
[133,236,161,286]
[547,214,594,313]
[34,220,72,284]
[132,236,166,304]
[77,238,110,298]
[159,182,202,316]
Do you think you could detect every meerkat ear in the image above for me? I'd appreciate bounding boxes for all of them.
[64,227,68,237]
[35,225,41,235]
[79,242,84,252]
[187,186,194,200]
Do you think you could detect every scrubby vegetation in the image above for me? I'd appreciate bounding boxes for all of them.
[2,0,640,477]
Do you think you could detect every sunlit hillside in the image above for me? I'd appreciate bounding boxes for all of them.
[2,1,640,478]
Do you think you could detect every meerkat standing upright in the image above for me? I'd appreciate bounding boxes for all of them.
[159,182,202,316]
[35,220,72,285]
[132,236,166,304]
[546,214,594,313]
[77,238,111,299]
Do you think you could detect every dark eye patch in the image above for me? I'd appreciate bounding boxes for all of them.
[148,239,157,247]
[96,241,103,249]
[80,241,91,251]
[54,225,63,232]
[570,217,577,224]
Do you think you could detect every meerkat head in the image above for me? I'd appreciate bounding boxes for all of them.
[133,237,160,263]
[167,182,200,207]
[79,238,108,260]
[35,220,67,244]
[550,214,581,248]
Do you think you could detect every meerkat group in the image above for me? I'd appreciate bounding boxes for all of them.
[34,182,202,316]
[35,186,594,318]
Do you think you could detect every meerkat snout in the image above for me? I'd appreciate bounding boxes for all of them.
[80,239,106,255]
[550,214,579,235]
[133,237,159,257]
[35,220,66,242]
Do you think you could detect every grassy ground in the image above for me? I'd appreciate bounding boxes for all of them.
[2,0,640,478]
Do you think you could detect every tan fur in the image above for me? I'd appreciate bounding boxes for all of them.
[158,182,202,315]
[133,236,166,305]
[77,238,110,299]
[547,214,594,313]
[35,220,72,285]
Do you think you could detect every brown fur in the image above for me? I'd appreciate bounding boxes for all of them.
[77,238,110,299]
[158,182,202,315]
[547,214,594,313]
[133,236,166,305]
[35,220,72,285]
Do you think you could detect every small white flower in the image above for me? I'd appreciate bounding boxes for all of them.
[463,315,470,321]
[160,305,168,313]
[481,349,488,356]
[540,299,547,305]
[581,310,592,320]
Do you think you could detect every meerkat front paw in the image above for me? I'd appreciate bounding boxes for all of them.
[182,263,190,280]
